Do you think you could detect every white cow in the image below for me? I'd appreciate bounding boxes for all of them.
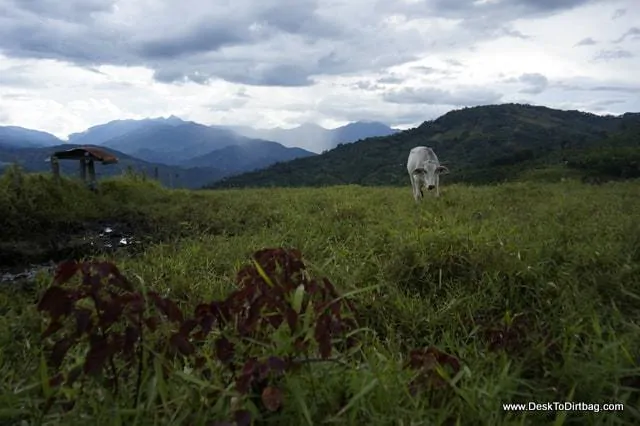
[406,146,449,201]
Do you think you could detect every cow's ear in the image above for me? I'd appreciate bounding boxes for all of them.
[437,165,450,175]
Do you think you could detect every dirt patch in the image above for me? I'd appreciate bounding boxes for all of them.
[1,221,148,287]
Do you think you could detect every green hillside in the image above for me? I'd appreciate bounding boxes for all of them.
[206,103,640,189]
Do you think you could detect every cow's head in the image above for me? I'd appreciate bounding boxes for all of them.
[423,162,449,190]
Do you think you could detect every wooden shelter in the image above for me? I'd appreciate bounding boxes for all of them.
[48,146,118,187]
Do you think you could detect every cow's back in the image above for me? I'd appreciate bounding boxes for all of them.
[407,146,437,172]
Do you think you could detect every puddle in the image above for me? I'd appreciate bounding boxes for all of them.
[90,224,140,250]
[0,263,55,285]
[1,222,144,286]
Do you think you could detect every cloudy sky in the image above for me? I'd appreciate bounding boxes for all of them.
[0,0,638,139]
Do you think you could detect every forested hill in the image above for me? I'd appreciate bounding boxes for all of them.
[206,103,640,188]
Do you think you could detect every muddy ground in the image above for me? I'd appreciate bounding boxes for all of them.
[0,221,149,288]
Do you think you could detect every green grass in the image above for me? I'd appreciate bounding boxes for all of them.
[1,167,640,425]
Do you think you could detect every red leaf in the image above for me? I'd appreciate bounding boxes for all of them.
[210,301,231,325]
[236,360,257,393]
[215,336,235,364]
[53,260,79,285]
[179,319,198,335]
[94,261,123,280]
[144,316,160,331]
[163,298,184,323]
[314,313,332,359]
[42,320,64,339]
[98,301,124,330]
[48,373,64,387]
[261,386,284,412]
[235,374,253,394]
[125,293,145,314]
[51,336,75,368]
[284,307,298,333]
[170,332,195,356]
[75,308,93,336]
[322,277,340,299]
[194,356,206,369]
[84,335,110,376]
[195,303,211,318]
[245,295,266,332]
[66,365,83,386]
[265,313,283,328]
[234,410,251,426]
[267,356,287,374]
[149,292,184,323]
[37,286,74,320]
[123,326,140,356]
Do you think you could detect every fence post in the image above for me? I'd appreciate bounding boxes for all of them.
[50,156,60,182]
[79,158,87,182]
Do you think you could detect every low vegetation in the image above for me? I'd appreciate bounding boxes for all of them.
[1,168,640,425]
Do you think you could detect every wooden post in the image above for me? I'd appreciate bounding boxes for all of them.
[50,156,60,181]
[79,157,87,182]
[154,167,159,180]
[87,159,96,183]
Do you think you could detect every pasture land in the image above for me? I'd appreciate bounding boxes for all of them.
[1,169,640,425]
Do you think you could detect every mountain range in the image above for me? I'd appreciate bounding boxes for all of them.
[207,104,640,189]
[0,117,399,188]
[2,104,639,189]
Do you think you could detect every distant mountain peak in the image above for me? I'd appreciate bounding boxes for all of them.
[296,122,325,130]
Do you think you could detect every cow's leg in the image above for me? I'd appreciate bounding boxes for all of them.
[410,174,420,202]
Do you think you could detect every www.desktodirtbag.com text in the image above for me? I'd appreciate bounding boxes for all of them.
[502,402,624,413]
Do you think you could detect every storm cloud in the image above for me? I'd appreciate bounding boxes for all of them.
[0,0,614,87]
[382,86,503,107]
[0,0,638,140]
[518,73,550,95]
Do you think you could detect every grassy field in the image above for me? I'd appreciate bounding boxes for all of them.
[1,167,640,425]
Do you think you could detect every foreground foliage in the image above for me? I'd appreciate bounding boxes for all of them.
[1,172,640,425]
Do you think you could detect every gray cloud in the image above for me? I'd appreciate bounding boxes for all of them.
[589,99,628,112]
[574,37,597,46]
[0,0,609,88]
[353,81,383,91]
[10,0,116,23]
[518,73,549,94]
[382,86,503,106]
[376,74,404,84]
[552,79,640,94]
[612,8,626,19]
[0,65,34,87]
[592,49,634,61]
[413,66,438,74]
[315,96,448,127]
[138,24,254,59]
[501,28,532,39]
[206,95,250,110]
[445,59,464,67]
[613,27,640,43]
[592,99,626,106]
[589,85,640,93]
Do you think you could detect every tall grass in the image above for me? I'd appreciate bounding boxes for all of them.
[1,168,639,425]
